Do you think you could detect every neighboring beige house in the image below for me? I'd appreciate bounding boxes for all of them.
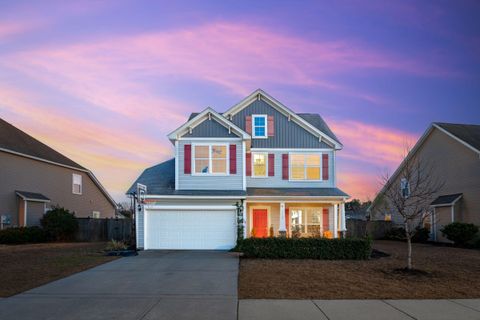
[369,122,480,242]
[0,118,117,228]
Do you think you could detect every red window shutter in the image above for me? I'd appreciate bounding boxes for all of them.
[282,154,289,180]
[322,154,329,180]
[268,153,275,176]
[184,144,191,174]
[267,115,274,136]
[246,153,252,176]
[322,208,329,230]
[229,144,237,174]
[245,116,252,135]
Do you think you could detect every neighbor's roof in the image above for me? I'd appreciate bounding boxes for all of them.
[430,193,463,206]
[434,123,480,153]
[247,187,349,197]
[0,118,86,170]
[15,191,50,202]
[186,112,341,145]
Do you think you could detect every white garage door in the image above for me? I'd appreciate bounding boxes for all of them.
[144,209,237,250]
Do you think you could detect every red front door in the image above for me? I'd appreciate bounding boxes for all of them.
[252,209,268,238]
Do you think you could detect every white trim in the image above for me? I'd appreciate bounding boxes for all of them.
[288,152,322,182]
[251,152,268,178]
[250,148,333,152]
[167,107,250,140]
[177,137,242,141]
[279,202,286,232]
[0,147,116,207]
[24,200,27,227]
[191,143,229,176]
[144,205,237,210]
[433,123,480,155]
[333,150,337,187]
[451,205,455,223]
[242,200,247,238]
[15,195,51,203]
[223,89,342,149]
[333,203,338,238]
[251,114,268,139]
[145,195,246,200]
[175,140,179,190]
[247,200,345,204]
[242,141,246,190]
[340,202,346,231]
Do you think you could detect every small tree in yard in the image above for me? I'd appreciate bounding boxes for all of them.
[380,147,444,270]
[41,206,79,241]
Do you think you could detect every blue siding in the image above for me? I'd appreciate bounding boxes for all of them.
[182,118,237,138]
[230,99,331,148]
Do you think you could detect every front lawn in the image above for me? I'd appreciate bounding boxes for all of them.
[239,240,480,299]
[0,242,117,297]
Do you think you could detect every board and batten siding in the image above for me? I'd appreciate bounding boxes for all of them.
[177,140,244,190]
[230,99,331,149]
[181,117,237,138]
[247,150,335,188]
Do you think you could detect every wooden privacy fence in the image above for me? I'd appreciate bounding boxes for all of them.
[75,218,132,242]
[346,219,392,239]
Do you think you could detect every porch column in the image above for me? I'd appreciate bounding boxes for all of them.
[242,201,247,239]
[279,202,286,237]
[340,202,346,238]
[333,203,338,238]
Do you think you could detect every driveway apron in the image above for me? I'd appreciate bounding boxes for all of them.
[0,250,238,320]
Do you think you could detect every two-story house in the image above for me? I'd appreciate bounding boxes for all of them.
[128,89,349,250]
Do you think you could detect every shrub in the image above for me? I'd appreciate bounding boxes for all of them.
[0,226,47,244]
[384,227,406,241]
[233,237,372,260]
[41,206,79,241]
[412,227,430,243]
[467,233,480,249]
[441,222,479,246]
[105,239,128,251]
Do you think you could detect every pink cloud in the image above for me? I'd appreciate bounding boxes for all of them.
[0,20,43,40]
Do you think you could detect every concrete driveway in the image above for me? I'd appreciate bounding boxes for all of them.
[0,250,238,320]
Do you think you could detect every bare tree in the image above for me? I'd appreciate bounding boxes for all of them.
[379,146,444,270]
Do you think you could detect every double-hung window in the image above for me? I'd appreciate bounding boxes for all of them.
[193,144,228,174]
[290,153,321,180]
[72,173,82,194]
[252,153,267,177]
[252,115,267,138]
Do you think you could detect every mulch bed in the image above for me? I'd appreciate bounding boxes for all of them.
[0,242,118,297]
[238,240,480,299]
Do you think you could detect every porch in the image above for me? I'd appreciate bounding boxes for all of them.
[243,200,346,239]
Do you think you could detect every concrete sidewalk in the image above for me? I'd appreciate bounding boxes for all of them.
[239,299,480,320]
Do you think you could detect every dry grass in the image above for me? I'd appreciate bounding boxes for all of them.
[0,242,117,297]
[239,240,480,299]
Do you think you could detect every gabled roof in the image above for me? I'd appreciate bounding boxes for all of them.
[433,123,480,154]
[0,118,117,208]
[369,122,479,211]
[0,118,86,170]
[168,107,250,141]
[223,89,342,149]
[16,191,51,202]
[297,113,341,145]
[430,193,463,207]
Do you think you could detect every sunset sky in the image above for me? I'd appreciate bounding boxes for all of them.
[1,1,479,202]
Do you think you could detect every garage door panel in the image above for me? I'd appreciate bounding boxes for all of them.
[145,209,236,250]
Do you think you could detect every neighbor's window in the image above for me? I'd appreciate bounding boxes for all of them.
[252,115,267,138]
[194,145,227,174]
[92,211,100,219]
[290,154,321,180]
[400,178,410,198]
[252,153,267,177]
[72,173,82,195]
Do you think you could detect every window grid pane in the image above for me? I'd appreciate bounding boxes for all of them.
[290,154,322,180]
[253,153,267,177]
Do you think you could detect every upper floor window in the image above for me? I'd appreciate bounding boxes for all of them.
[193,144,228,174]
[252,153,267,177]
[252,115,267,138]
[290,153,321,180]
[400,178,410,198]
[72,173,82,194]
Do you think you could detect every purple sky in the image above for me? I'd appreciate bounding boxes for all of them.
[1,0,479,202]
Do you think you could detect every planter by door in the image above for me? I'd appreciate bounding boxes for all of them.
[253,209,268,238]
